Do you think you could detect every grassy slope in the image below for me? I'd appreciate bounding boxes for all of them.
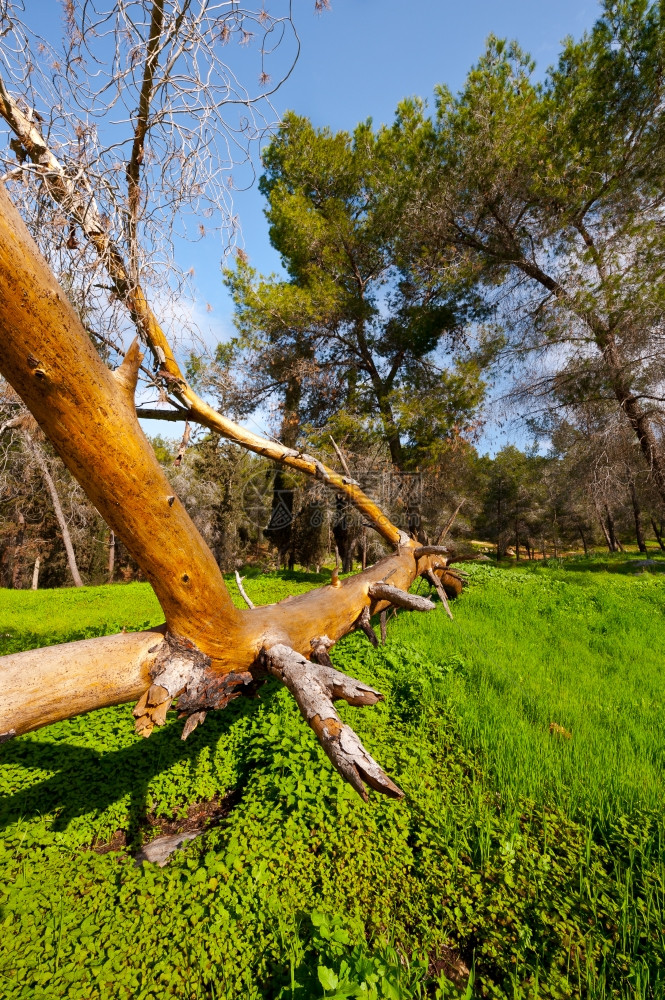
[1,558,664,999]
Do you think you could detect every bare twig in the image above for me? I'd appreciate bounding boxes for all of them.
[436,500,465,545]
[234,569,255,610]
[173,421,191,467]
[425,569,454,621]
[330,435,352,477]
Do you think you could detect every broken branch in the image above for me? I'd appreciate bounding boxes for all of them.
[436,500,465,545]
[234,570,255,609]
[262,643,402,801]
[425,569,454,621]
[413,545,449,560]
[354,605,379,647]
[368,582,436,612]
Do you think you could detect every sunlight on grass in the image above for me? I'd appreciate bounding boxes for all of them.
[1,560,664,999]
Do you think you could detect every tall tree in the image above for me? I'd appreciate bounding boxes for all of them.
[225,110,487,473]
[416,0,665,503]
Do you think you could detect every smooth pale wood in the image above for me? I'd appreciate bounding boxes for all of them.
[234,570,255,609]
[0,631,164,738]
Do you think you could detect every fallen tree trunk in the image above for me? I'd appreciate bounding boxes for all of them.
[0,181,461,797]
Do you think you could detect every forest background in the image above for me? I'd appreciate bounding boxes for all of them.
[2,0,665,587]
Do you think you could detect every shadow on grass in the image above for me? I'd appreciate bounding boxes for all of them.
[0,691,272,845]
[490,552,665,575]
[554,553,665,575]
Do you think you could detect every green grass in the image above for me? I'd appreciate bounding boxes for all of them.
[1,558,664,999]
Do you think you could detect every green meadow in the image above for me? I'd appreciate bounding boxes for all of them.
[1,557,664,999]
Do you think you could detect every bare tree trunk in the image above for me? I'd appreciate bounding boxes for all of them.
[650,516,665,551]
[602,339,665,508]
[577,525,588,556]
[11,512,25,589]
[108,529,115,584]
[20,430,83,586]
[31,556,40,590]
[604,504,623,552]
[592,493,614,552]
[627,475,647,553]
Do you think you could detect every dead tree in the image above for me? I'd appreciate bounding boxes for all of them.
[0,2,464,799]
[0,183,464,799]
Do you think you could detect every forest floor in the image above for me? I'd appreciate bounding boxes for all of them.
[1,553,664,999]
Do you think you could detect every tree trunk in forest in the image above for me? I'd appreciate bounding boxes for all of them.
[603,338,665,508]
[604,504,622,552]
[11,512,25,589]
[19,430,83,586]
[31,556,40,590]
[265,382,300,565]
[650,517,665,551]
[333,496,355,573]
[627,474,647,553]
[507,253,665,511]
[592,492,614,552]
[578,525,588,556]
[108,530,115,584]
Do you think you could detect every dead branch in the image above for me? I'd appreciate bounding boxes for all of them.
[368,582,436,612]
[262,644,403,801]
[330,435,353,478]
[0,630,164,739]
[413,545,449,560]
[354,605,379,647]
[173,421,191,467]
[234,569,255,610]
[0,80,402,546]
[425,569,454,620]
[436,500,465,544]
[310,635,334,666]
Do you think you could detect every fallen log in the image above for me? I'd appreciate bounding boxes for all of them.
[0,168,453,799]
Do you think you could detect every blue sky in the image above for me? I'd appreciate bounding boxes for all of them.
[188,0,601,452]
[194,0,600,324]
[28,0,602,450]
